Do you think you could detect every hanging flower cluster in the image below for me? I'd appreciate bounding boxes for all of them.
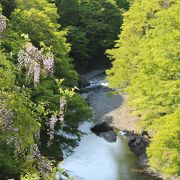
[43,52,54,73]
[59,97,67,122]
[47,114,58,142]
[46,80,75,145]
[47,97,67,143]
[0,14,6,33]
[32,144,53,176]
[0,103,14,131]
[0,98,17,132]
[0,101,23,156]
[33,63,40,84]
[18,42,54,85]
[15,140,24,158]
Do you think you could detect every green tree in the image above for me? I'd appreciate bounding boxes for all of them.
[0,50,41,178]
[107,0,180,176]
[0,0,16,18]
[9,0,78,86]
[0,1,92,178]
[55,0,125,72]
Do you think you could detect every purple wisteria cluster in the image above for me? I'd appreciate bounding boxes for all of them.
[32,144,41,159]
[33,63,40,84]
[59,97,67,122]
[43,52,54,73]
[0,14,6,33]
[18,42,54,85]
[0,99,19,147]
[47,97,67,143]
[33,144,53,176]
[47,115,58,142]
[40,159,53,177]
[15,140,24,158]
[0,101,14,131]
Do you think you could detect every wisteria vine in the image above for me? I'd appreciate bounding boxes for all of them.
[46,97,67,146]
[0,13,72,176]
[17,40,68,143]
[18,41,54,85]
[0,14,6,34]
[32,144,53,177]
[0,97,20,133]
[0,101,14,131]
[0,99,54,177]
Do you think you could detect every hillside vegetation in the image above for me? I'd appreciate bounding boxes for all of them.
[107,0,180,176]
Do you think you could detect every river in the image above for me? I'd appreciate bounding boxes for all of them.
[58,73,155,180]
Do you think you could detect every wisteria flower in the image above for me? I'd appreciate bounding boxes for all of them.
[0,14,6,33]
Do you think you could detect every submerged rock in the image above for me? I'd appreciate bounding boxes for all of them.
[91,122,117,142]
[99,131,117,142]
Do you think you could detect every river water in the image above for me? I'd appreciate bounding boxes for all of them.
[58,74,154,180]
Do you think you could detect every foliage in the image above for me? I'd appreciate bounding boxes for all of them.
[55,0,126,72]
[0,0,92,179]
[0,50,41,177]
[0,51,15,89]
[9,0,78,86]
[65,94,92,128]
[0,0,16,18]
[115,0,132,10]
[147,110,180,175]
[0,49,80,179]
[107,0,180,176]
[17,37,55,86]
[0,51,18,177]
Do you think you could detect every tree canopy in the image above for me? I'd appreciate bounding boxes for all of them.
[55,0,126,72]
[0,1,92,179]
[107,0,180,176]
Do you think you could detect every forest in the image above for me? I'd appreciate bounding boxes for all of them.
[0,0,179,179]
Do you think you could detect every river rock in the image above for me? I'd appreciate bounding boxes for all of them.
[120,130,129,136]
[78,75,90,88]
[99,131,117,142]
[91,122,117,142]
[141,130,151,138]
[128,136,148,156]
[139,154,148,167]
[91,122,114,134]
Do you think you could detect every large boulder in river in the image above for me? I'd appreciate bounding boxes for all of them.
[91,122,117,142]
[78,75,90,88]
[91,122,114,134]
